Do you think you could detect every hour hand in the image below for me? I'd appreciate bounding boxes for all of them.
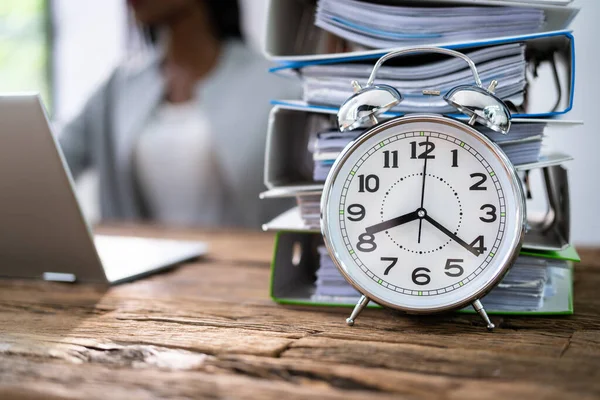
[423,214,480,257]
[365,210,420,235]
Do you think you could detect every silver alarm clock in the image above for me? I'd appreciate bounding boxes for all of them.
[320,47,526,330]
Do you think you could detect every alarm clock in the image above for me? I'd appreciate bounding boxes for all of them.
[320,47,526,330]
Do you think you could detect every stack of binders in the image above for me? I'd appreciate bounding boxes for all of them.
[260,0,581,314]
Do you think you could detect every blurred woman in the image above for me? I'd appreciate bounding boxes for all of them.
[60,0,297,228]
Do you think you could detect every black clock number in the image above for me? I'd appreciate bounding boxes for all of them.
[358,174,379,193]
[480,204,497,223]
[410,140,435,159]
[469,173,487,191]
[444,259,464,277]
[356,233,377,252]
[347,204,366,222]
[412,267,431,286]
[451,149,458,167]
[469,235,487,254]
[383,150,399,168]
[381,257,398,275]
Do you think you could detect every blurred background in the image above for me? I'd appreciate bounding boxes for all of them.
[0,0,598,244]
[4,0,269,127]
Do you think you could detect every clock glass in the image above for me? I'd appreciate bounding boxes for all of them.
[322,115,525,312]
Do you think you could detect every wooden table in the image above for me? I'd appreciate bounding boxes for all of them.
[0,226,599,400]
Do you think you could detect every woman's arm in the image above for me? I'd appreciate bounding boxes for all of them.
[57,77,110,180]
[58,105,91,179]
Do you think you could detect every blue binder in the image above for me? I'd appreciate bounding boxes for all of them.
[269,30,575,118]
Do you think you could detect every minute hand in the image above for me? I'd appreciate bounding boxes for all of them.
[365,210,420,235]
[423,215,479,257]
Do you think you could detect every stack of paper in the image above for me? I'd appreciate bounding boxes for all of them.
[312,129,363,182]
[296,194,322,229]
[315,246,360,297]
[311,123,546,182]
[482,256,549,310]
[314,246,567,312]
[301,43,527,113]
[315,0,545,49]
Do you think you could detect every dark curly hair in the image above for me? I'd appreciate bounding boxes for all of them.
[205,0,242,41]
[143,0,242,43]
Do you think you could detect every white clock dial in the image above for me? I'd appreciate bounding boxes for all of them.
[322,115,525,312]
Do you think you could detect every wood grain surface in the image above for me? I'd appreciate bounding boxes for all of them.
[0,224,598,400]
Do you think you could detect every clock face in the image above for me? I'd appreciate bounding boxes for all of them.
[322,115,525,312]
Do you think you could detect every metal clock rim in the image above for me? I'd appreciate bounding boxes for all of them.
[320,113,526,314]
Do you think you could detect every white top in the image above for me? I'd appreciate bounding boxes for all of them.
[135,99,225,226]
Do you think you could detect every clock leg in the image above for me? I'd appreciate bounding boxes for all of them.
[472,299,495,331]
[346,295,370,326]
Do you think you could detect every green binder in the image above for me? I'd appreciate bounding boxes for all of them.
[269,231,578,315]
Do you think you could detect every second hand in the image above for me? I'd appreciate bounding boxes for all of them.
[417,136,430,244]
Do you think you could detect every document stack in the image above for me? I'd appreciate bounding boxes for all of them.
[260,0,581,314]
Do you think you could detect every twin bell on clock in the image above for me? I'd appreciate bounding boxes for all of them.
[320,47,526,330]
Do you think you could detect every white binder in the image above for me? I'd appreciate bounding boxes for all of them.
[263,0,578,61]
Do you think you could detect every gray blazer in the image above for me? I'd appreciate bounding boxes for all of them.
[59,41,298,228]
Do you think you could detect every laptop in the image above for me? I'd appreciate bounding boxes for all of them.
[0,94,207,284]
